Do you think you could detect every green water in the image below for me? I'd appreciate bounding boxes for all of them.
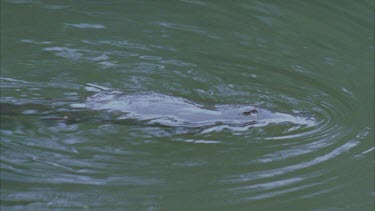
[1,0,374,210]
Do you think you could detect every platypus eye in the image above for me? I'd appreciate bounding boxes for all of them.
[242,109,258,118]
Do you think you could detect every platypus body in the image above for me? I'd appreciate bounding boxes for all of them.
[1,89,313,128]
[70,91,312,127]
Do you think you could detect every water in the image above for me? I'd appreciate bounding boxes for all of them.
[1,0,374,210]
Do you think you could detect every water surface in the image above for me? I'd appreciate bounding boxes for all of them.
[1,0,374,210]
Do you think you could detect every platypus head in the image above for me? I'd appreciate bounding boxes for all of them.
[242,109,258,119]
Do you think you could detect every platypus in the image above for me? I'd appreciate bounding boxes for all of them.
[0,87,313,128]
[70,91,312,127]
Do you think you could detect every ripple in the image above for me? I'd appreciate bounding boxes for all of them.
[154,21,221,40]
[65,23,106,29]
[43,47,83,60]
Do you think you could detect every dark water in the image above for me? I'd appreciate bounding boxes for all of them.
[1,0,374,210]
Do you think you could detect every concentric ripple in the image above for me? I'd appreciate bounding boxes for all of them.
[1,72,371,209]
